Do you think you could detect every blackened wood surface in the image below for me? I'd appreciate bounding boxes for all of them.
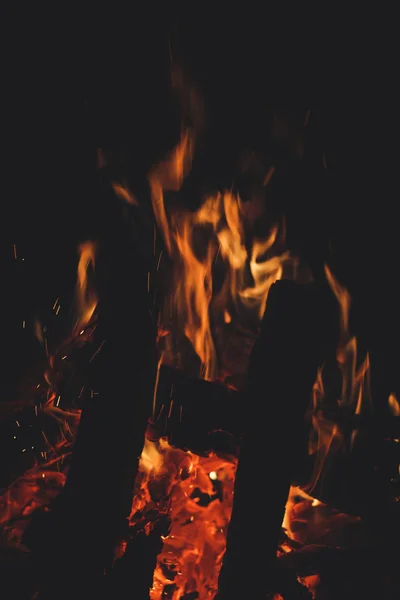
[23,179,158,599]
[216,280,336,599]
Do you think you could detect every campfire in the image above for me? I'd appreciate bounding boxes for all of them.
[2,38,400,600]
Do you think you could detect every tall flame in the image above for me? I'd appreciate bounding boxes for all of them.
[150,132,291,381]
[324,265,371,413]
[306,266,372,493]
[149,130,194,256]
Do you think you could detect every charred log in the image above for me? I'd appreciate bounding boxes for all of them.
[107,513,171,599]
[146,364,242,458]
[22,180,158,598]
[147,366,400,453]
[216,279,337,599]
[276,541,400,599]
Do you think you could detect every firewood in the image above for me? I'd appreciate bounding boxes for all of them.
[23,182,158,598]
[107,513,170,599]
[148,365,400,455]
[216,279,337,599]
[146,364,242,457]
[276,541,400,598]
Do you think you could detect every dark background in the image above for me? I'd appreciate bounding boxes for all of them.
[2,11,399,416]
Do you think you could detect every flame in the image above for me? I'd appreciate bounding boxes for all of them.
[75,241,97,332]
[132,441,236,599]
[305,266,372,493]
[324,264,351,364]
[139,438,165,475]
[151,134,291,380]
[112,182,138,206]
[388,393,400,416]
[239,228,287,319]
[324,265,371,413]
[149,131,194,256]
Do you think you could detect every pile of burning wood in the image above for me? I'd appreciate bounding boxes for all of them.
[1,120,400,599]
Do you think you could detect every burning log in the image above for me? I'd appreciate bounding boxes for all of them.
[147,366,400,471]
[215,279,337,599]
[276,541,400,598]
[146,364,243,458]
[107,512,171,599]
[23,182,158,598]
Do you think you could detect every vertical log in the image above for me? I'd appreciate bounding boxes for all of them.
[216,280,336,599]
[24,179,158,599]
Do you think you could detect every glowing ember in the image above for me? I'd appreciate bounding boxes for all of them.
[134,441,236,599]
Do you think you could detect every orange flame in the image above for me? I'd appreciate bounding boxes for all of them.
[388,393,400,416]
[306,266,372,493]
[75,241,97,332]
[149,131,194,256]
[150,131,292,381]
[112,182,138,206]
[324,264,351,364]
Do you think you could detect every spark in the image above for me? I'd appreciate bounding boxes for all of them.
[52,297,59,310]
[56,305,61,315]
[263,166,276,186]
[157,250,163,271]
[156,404,164,420]
[22,320,26,328]
[56,396,61,407]
[89,340,105,363]
[168,399,174,419]
[16,420,20,427]
[13,243,17,259]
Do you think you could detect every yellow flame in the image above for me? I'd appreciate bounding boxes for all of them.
[173,216,216,378]
[240,228,287,319]
[152,149,290,380]
[139,439,164,475]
